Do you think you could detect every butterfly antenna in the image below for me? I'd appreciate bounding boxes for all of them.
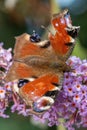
[41,25,54,35]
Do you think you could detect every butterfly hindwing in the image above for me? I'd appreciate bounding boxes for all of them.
[13,72,63,113]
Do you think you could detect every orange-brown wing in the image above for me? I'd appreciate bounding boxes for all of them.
[13,72,63,113]
[14,33,52,60]
[14,33,46,59]
[49,9,80,60]
[5,61,35,82]
[19,74,60,100]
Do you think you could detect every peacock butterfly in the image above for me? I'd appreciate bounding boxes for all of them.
[5,9,80,114]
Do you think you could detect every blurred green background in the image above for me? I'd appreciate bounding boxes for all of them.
[0,0,87,130]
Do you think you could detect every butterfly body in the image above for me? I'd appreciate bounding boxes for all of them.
[5,9,80,114]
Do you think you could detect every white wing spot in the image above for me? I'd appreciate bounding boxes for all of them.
[55,23,58,27]
[28,77,35,82]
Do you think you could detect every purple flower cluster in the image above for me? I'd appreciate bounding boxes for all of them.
[0,43,87,130]
[32,56,87,130]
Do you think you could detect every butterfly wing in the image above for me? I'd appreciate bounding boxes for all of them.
[49,9,80,60]
[14,33,47,59]
[13,72,63,113]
